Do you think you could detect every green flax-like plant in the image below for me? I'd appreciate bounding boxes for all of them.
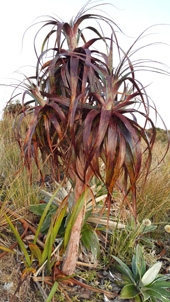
[12,1,169,275]
[3,184,67,275]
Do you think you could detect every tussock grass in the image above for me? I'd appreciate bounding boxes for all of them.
[137,140,170,223]
[0,115,40,209]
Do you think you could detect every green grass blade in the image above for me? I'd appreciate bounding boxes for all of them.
[33,181,65,245]
[5,214,31,266]
[45,281,59,302]
[42,203,67,271]
[0,245,15,254]
[47,221,54,272]
[52,203,67,242]
[41,227,52,264]
[64,191,85,248]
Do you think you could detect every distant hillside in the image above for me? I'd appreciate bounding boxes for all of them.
[146,128,170,143]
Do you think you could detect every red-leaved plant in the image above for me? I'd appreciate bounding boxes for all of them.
[12,1,169,275]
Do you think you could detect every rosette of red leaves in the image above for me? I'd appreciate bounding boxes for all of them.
[13,1,169,275]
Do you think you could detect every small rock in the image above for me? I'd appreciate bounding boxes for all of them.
[78,288,91,299]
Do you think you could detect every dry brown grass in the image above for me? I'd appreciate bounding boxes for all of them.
[137,139,170,223]
[0,115,40,209]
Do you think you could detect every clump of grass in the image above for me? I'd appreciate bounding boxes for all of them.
[137,139,170,223]
[0,115,40,208]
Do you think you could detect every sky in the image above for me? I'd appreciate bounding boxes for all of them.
[0,0,170,129]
